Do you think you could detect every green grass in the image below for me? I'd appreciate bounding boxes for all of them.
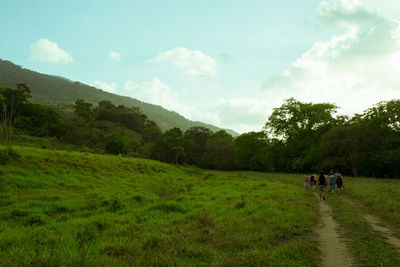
[0,146,318,266]
[327,195,400,266]
[342,177,400,232]
[11,134,96,152]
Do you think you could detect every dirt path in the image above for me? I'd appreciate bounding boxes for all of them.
[315,194,354,267]
[342,197,400,252]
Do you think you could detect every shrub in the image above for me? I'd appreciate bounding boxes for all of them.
[105,132,129,155]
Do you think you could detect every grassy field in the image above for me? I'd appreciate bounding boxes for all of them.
[0,146,318,266]
[327,196,400,266]
[341,177,400,232]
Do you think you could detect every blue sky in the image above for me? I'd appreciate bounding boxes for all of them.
[1,0,400,133]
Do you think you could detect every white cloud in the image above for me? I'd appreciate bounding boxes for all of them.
[318,0,384,30]
[262,0,400,116]
[29,39,73,63]
[122,78,180,111]
[185,98,269,133]
[213,98,267,125]
[150,47,217,79]
[108,51,121,62]
[93,80,117,93]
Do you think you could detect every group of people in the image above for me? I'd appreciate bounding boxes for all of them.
[304,170,343,201]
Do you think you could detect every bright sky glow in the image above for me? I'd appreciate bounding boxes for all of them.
[0,0,399,133]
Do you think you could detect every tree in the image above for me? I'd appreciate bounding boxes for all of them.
[0,83,31,155]
[151,128,185,164]
[94,100,147,133]
[263,98,338,172]
[358,99,400,132]
[105,131,130,155]
[351,100,400,177]
[201,130,236,170]
[184,126,212,165]
[264,98,337,140]
[171,146,185,164]
[321,123,376,177]
[142,120,161,143]
[74,99,96,123]
[234,131,274,171]
[15,103,67,138]
[0,88,10,154]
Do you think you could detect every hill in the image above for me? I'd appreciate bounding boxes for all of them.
[0,59,239,136]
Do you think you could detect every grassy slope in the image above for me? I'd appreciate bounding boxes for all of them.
[0,146,317,266]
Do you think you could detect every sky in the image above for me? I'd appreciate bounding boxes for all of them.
[1,0,400,133]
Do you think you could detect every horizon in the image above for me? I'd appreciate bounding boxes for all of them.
[1,0,400,134]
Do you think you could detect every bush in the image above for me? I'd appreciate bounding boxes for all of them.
[105,132,130,155]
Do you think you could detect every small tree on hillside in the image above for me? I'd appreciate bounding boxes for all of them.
[0,89,11,154]
[0,83,31,155]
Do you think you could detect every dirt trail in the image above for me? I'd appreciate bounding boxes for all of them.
[342,197,400,251]
[315,194,354,267]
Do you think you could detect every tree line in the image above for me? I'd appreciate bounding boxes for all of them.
[1,84,399,178]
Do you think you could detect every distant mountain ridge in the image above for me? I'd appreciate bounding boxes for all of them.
[0,59,239,136]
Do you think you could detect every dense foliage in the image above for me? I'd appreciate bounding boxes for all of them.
[265,98,400,178]
[1,83,399,177]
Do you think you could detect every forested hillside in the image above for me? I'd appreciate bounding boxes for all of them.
[0,59,238,136]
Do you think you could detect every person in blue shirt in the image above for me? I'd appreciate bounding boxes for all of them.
[328,170,336,193]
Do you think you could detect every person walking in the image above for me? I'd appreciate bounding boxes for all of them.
[310,174,316,191]
[304,173,310,191]
[318,171,326,201]
[329,170,336,193]
[336,172,343,194]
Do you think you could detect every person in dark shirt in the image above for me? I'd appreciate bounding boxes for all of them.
[318,171,326,201]
[336,172,343,194]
